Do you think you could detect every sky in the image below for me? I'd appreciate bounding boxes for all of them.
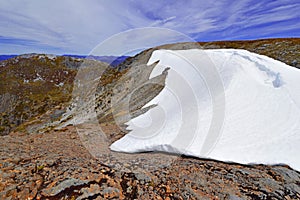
[0,0,299,55]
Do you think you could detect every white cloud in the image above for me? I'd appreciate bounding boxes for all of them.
[91,27,195,56]
[0,0,299,54]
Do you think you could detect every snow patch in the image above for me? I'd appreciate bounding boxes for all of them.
[110,49,300,171]
[55,82,64,87]
[33,73,44,82]
[234,52,283,88]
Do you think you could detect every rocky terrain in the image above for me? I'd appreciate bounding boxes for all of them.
[0,38,300,199]
[1,124,300,199]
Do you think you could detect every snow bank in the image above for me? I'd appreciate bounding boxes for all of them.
[110,49,300,171]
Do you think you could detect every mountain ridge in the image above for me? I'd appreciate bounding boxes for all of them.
[1,38,300,199]
[0,54,129,67]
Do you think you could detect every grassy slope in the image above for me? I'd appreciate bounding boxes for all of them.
[0,55,79,135]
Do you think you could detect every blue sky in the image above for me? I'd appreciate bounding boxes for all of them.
[0,0,299,55]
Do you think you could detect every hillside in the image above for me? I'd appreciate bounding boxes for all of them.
[0,54,108,135]
[0,38,300,199]
[1,38,299,136]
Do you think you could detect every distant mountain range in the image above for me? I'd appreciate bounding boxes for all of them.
[62,55,129,66]
[0,55,18,61]
[0,54,129,66]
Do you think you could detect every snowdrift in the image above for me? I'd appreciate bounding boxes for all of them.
[110,49,300,171]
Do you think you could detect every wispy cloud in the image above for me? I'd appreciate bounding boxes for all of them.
[0,0,299,54]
